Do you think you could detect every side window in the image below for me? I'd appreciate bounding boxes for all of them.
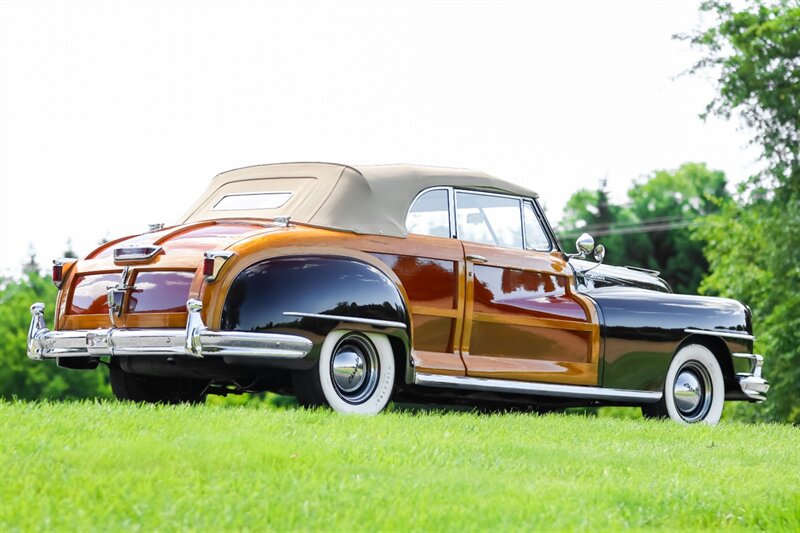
[456,192,522,249]
[406,189,451,238]
[523,201,551,251]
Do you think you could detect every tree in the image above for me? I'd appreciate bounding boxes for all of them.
[0,272,110,400]
[559,163,729,294]
[684,0,799,422]
[63,238,77,259]
[682,0,799,195]
[626,163,728,294]
[22,244,39,275]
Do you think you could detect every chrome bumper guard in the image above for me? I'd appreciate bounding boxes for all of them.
[27,299,313,361]
[732,352,769,402]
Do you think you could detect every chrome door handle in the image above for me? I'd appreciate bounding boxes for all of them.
[466,254,488,263]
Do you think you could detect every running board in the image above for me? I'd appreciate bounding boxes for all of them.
[413,373,662,403]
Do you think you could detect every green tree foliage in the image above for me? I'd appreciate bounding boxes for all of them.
[0,271,110,400]
[560,163,729,294]
[684,0,800,423]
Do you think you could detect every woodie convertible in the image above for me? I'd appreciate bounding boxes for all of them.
[28,163,768,423]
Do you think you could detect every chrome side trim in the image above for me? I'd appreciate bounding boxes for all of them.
[684,328,756,341]
[282,312,407,329]
[413,373,662,403]
[27,301,313,360]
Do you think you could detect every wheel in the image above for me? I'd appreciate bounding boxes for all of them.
[641,344,724,424]
[293,330,395,414]
[109,360,209,404]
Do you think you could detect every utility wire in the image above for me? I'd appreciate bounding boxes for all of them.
[572,213,698,231]
[560,218,708,238]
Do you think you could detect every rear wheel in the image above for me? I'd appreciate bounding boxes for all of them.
[641,344,724,424]
[109,360,209,404]
[293,330,395,414]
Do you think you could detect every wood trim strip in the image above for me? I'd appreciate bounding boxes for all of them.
[411,305,459,318]
[471,311,596,332]
[460,259,475,356]
[453,260,465,355]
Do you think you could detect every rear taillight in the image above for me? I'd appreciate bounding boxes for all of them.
[52,261,64,288]
[202,257,215,277]
[203,251,235,282]
[52,258,76,289]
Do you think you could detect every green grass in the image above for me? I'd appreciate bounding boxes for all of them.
[1,401,798,531]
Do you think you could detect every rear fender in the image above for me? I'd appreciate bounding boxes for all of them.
[217,252,412,376]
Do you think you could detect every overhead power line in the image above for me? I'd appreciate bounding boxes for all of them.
[560,218,711,239]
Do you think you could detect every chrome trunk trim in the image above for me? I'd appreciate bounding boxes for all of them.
[282,311,406,329]
[27,301,313,360]
[113,245,163,263]
[413,373,662,403]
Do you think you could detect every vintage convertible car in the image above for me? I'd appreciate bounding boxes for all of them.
[27,163,768,423]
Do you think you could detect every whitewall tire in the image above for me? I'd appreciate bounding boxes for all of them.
[642,344,725,425]
[296,330,395,415]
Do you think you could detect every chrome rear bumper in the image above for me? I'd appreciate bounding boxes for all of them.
[27,299,313,361]
[732,353,769,402]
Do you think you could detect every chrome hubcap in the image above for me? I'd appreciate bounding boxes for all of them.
[673,362,712,422]
[674,371,702,413]
[332,349,366,393]
[329,334,379,404]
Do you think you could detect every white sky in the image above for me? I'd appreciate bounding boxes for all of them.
[0,0,759,276]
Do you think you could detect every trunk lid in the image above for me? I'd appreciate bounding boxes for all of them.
[58,220,282,329]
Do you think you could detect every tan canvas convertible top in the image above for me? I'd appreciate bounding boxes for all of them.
[179,162,539,238]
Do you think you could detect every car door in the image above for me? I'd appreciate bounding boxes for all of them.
[455,191,601,386]
[364,187,468,376]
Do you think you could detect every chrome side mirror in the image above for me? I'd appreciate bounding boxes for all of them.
[568,233,606,263]
[575,233,595,257]
[593,244,606,263]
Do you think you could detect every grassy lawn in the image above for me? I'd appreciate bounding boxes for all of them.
[1,401,798,531]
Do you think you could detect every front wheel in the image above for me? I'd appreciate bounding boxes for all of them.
[293,330,395,414]
[641,344,725,424]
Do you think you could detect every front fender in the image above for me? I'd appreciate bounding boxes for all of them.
[220,256,410,369]
[592,287,752,392]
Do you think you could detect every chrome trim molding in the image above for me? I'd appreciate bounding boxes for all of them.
[272,216,291,227]
[27,300,313,361]
[684,328,756,341]
[113,245,163,262]
[283,311,407,329]
[413,373,662,403]
[732,352,769,402]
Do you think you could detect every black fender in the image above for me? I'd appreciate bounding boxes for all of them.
[591,287,752,393]
[221,256,411,371]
